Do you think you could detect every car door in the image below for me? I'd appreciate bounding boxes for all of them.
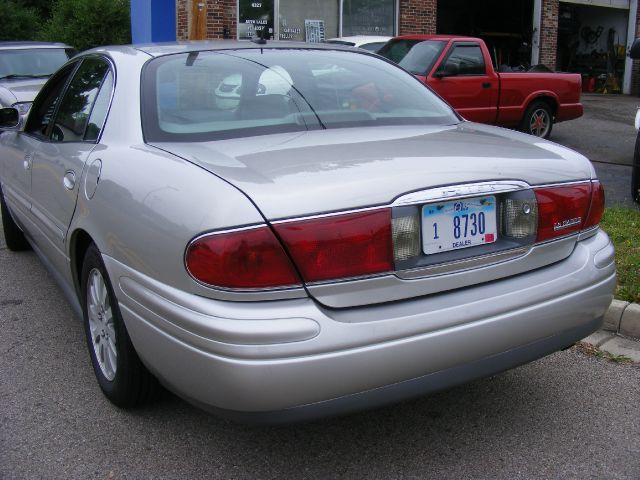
[0,62,78,227]
[428,42,499,124]
[28,57,113,270]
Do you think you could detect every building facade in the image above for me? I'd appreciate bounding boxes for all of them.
[169,0,640,94]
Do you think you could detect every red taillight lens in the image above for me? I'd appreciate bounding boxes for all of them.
[274,209,393,283]
[185,226,301,289]
[534,182,592,242]
[584,181,605,229]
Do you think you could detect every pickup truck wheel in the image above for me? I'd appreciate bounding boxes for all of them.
[81,243,159,407]
[522,101,553,139]
[0,189,30,251]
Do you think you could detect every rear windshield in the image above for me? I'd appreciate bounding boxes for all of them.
[378,39,446,75]
[141,48,459,142]
[359,42,387,53]
[0,48,72,79]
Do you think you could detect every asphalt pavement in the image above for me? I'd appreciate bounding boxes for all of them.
[0,243,638,479]
[553,93,639,209]
[553,94,640,361]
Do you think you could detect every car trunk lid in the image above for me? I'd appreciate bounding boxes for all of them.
[151,123,592,221]
[154,123,596,308]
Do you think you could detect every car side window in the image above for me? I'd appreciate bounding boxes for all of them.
[442,45,486,76]
[50,58,110,143]
[84,70,114,141]
[24,62,78,139]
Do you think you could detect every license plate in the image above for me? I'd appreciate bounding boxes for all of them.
[422,196,497,255]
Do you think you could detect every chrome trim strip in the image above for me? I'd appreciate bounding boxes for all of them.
[532,179,595,189]
[271,205,387,224]
[188,223,265,242]
[392,180,530,207]
[396,247,529,280]
[578,226,599,242]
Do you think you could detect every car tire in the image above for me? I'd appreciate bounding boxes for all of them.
[0,188,30,251]
[521,101,553,139]
[632,133,640,204]
[81,243,158,407]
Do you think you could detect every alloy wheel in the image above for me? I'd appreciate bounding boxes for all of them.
[86,268,117,381]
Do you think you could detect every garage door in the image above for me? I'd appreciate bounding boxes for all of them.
[561,0,629,9]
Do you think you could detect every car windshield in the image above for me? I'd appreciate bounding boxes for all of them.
[378,39,446,75]
[0,48,72,79]
[142,48,459,142]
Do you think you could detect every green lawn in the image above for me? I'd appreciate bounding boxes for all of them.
[600,207,640,303]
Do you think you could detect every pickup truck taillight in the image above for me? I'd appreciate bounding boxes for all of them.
[534,180,604,242]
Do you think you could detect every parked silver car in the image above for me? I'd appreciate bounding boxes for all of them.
[0,42,75,115]
[325,35,392,53]
[0,41,615,422]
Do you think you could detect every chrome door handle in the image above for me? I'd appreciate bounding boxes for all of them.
[23,154,32,170]
[63,171,76,190]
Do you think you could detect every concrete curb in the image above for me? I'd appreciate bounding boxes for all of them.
[580,300,640,363]
[603,299,640,339]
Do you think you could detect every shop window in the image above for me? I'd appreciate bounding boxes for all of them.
[279,0,338,42]
[237,0,396,41]
[342,0,396,37]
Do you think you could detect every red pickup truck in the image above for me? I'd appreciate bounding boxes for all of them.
[378,35,583,138]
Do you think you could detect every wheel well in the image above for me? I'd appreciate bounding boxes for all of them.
[532,96,557,116]
[70,230,94,296]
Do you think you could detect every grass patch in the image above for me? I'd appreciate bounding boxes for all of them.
[600,207,640,303]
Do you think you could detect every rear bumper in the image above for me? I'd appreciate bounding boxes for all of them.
[107,230,615,422]
[556,102,583,123]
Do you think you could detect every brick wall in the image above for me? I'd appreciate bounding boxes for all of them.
[176,0,236,40]
[399,0,437,35]
[177,0,188,40]
[539,0,558,69]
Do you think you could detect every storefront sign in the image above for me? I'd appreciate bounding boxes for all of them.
[238,0,274,40]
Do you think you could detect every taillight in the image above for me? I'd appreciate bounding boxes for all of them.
[274,209,393,283]
[584,180,605,229]
[185,226,301,289]
[534,181,599,242]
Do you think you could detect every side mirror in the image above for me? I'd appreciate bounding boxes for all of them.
[434,62,459,78]
[0,107,20,129]
[634,108,640,131]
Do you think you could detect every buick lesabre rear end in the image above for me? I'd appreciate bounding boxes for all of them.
[0,42,615,423]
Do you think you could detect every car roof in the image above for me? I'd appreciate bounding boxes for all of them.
[83,40,362,58]
[0,41,72,50]
[392,35,479,42]
[326,36,391,45]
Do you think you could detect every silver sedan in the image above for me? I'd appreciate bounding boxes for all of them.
[0,41,615,422]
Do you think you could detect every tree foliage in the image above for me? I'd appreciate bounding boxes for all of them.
[0,0,41,41]
[39,0,131,51]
